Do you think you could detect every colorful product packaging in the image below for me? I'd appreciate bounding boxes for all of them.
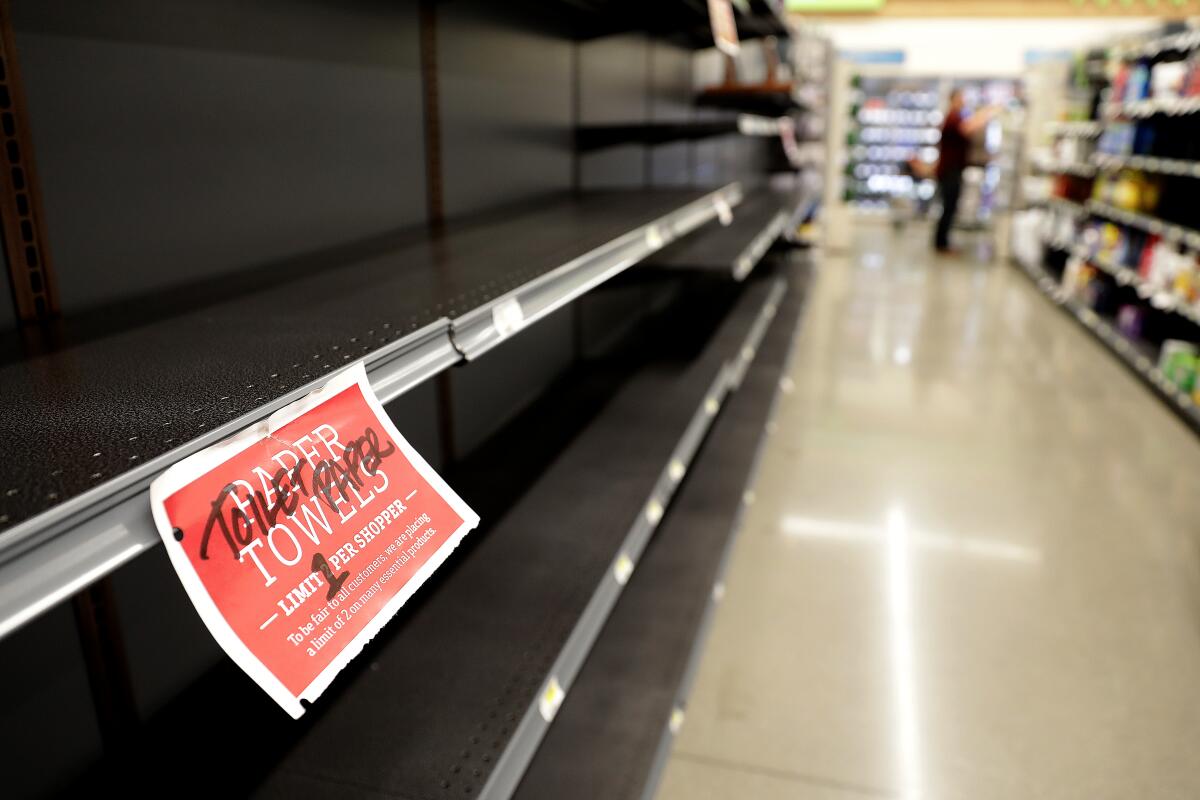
[1159,340,1199,393]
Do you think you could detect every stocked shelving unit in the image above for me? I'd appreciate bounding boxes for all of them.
[1018,21,1200,435]
[0,2,828,798]
[843,76,942,208]
[1017,257,1200,435]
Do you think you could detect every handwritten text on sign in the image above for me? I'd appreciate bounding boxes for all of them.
[150,364,479,718]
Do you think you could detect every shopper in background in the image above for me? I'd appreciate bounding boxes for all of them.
[934,89,995,254]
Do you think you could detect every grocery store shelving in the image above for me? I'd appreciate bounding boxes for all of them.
[1017,259,1200,436]
[1078,248,1200,327]
[1047,196,1087,216]
[1105,95,1200,119]
[643,188,792,281]
[82,262,800,798]
[1045,120,1102,138]
[576,120,739,150]
[513,257,808,800]
[575,114,788,151]
[1092,152,1200,178]
[1086,199,1200,251]
[0,183,743,641]
[695,85,806,116]
[1033,159,1097,178]
[1121,27,1200,60]
[549,0,790,48]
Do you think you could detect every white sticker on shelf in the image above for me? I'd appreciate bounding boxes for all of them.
[492,297,526,339]
[714,197,734,227]
[645,226,665,250]
[539,676,565,722]
[669,707,686,735]
[668,458,686,483]
[645,498,665,525]
[613,552,634,586]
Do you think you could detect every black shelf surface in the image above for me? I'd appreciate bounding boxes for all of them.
[74,266,791,797]
[513,257,807,800]
[643,188,789,280]
[0,183,740,639]
[576,119,739,151]
[696,87,802,117]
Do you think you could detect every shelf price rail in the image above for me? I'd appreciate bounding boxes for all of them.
[513,257,810,800]
[0,183,743,642]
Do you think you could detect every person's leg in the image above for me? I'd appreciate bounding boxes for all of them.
[935,171,962,251]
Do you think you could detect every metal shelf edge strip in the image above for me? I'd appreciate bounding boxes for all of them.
[639,280,807,800]
[476,278,786,800]
[733,212,789,282]
[0,320,460,640]
[452,183,745,361]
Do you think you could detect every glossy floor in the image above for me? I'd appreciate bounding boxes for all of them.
[656,224,1200,799]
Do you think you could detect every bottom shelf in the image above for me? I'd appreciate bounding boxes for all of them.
[1015,258,1200,436]
[513,256,809,800]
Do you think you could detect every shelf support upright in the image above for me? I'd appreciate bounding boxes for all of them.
[419,0,458,466]
[0,0,141,751]
[0,0,56,323]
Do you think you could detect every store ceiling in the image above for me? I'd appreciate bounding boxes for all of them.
[787,0,1187,16]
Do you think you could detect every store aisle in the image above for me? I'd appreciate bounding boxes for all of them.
[656,224,1200,800]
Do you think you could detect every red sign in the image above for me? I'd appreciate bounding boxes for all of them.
[150,364,478,717]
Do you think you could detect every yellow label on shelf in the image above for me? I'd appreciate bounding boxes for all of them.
[539,676,565,722]
[613,552,634,585]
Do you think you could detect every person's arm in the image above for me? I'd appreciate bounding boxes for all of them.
[961,106,998,136]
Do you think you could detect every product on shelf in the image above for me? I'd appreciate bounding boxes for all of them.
[1091,169,1160,213]
[1160,339,1199,392]
[1117,304,1146,340]
[1151,60,1188,101]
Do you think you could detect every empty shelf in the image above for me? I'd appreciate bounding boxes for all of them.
[643,188,790,280]
[0,183,742,641]
[513,256,808,800]
[696,85,803,117]
[576,120,739,151]
[73,265,791,799]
